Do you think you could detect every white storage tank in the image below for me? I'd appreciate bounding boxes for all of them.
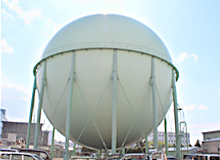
[34,14,179,149]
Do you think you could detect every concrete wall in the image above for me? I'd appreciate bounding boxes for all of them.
[1,121,45,145]
[202,140,220,154]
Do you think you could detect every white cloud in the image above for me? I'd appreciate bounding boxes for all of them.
[218,88,220,93]
[46,17,52,27]
[176,52,188,62]
[1,82,31,101]
[1,38,14,53]
[198,104,209,110]
[182,104,196,111]
[176,52,198,62]
[1,75,31,102]
[41,21,61,35]
[3,0,61,34]
[22,8,42,25]
[191,54,198,60]
[2,9,14,19]
[189,123,220,131]
[52,23,61,34]
[2,0,42,25]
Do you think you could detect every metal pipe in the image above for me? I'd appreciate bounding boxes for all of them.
[180,121,188,154]
[151,57,158,149]
[172,71,181,159]
[164,118,168,156]
[64,52,76,160]
[26,76,36,149]
[34,61,47,149]
[111,50,118,154]
[50,127,55,158]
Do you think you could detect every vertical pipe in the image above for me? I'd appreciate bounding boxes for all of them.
[151,57,158,149]
[34,61,47,149]
[64,52,76,160]
[112,50,118,154]
[145,137,148,153]
[172,71,181,159]
[122,148,125,154]
[180,122,188,154]
[73,142,76,156]
[164,118,168,156]
[50,127,55,158]
[26,76,36,149]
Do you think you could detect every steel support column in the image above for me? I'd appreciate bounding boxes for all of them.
[64,52,76,160]
[111,50,118,154]
[50,127,55,158]
[34,61,47,149]
[26,76,36,149]
[151,57,158,149]
[164,118,168,156]
[172,71,181,159]
[73,142,76,156]
[122,148,125,154]
[180,121,188,154]
[145,137,148,153]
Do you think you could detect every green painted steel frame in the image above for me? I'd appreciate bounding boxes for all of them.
[151,57,158,149]
[31,48,180,154]
[180,121,188,155]
[64,52,76,160]
[34,61,47,149]
[33,48,179,81]
[26,76,36,149]
[50,127,55,158]
[111,50,118,154]
[172,71,181,159]
[164,118,168,156]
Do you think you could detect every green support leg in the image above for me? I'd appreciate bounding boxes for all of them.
[145,137,148,153]
[122,148,125,154]
[34,61,47,149]
[71,142,76,157]
[111,50,118,154]
[164,118,168,156]
[26,76,36,149]
[151,57,158,149]
[64,52,76,160]
[172,71,181,159]
[50,127,55,158]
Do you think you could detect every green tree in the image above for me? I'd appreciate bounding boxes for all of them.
[194,139,201,147]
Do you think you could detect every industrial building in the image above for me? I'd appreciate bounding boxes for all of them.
[148,131,190,146]
[0,109,7,139]
[1,121,47,146]
[202,130,220,154]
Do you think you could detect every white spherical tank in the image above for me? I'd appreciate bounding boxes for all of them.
[34,14,178,149]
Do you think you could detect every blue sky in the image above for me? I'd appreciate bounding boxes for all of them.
[1,0,220,145]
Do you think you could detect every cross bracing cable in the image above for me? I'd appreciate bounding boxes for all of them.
[118,79,146,144]
[50,78,70,123]
[118,83,151,153]
[155,84,166,118]
[75,79,111,152]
